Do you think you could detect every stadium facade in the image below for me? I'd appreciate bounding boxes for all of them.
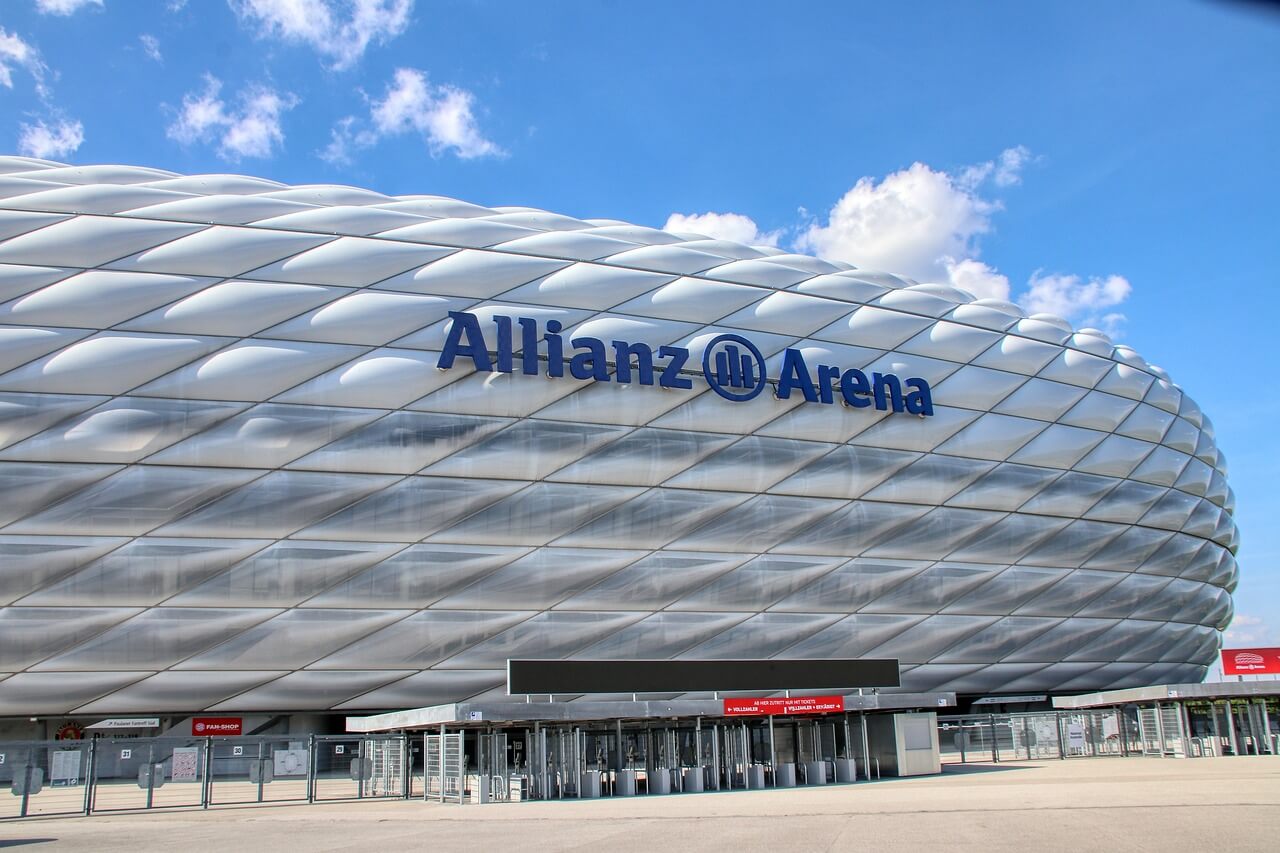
[0,157,1238,721]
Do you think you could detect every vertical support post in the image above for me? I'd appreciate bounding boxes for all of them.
[357,738,366,800]
[1153,701,1166,757]
[768,715,776,786]
[1210,701,1222,756]
[256,739,266,803]
[859,713,870,781]
[306,735,316,803]
[402,733,411,800]
[145,741,156,810]
[441,723,448,804]
[1225,700,1240,757]
[1056,712,1066,760]
[694,717,703,789]
[1258,700,1275,755]
[960,719,967,764]
[741,722,750,786]
[201,737,214,808]
[988,714,999,763]
[82,737,97,816]
[1021,716,1031,760]
[1179,702,1194,758]
[710,723,720,791]
[19,758,32,818]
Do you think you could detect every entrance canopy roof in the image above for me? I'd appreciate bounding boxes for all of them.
[347,691,955,732]
[1053,681,1280,709]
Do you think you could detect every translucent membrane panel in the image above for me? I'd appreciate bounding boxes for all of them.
[0,671,150,715]
[32,607,278,671]
[899,664,991,693]
[0,269,211,329]
[0,461,120,527]
[431,548,645,609]
[0,392,107,451]
[0,606,140,669]
[1001,618,1121,663]
[778,501,929,557]
[438,611,646,669]
[0,262,74,303]
[204,670,415,712]
[425,420,630,481]
[668,554,846,612]
[1133,578,1212,622]
[372,248,568,299]
[310,610,534,669]
[0,332,227,396]
[1014,570,1128,617]
[547,427,736,486]
[156,471,399,539]
[576,612,753,659]
[774,614,926,661]
[1017,472,1120,518]
[678,612,844,660]
[932,616,1064,663]
[945,513,1072,563]
[304,543,529,609]
[148,403,382,469]
[0,535,126,604]
[671,494,847,553]
[1068,620,1179,663]
[1158,625,1219,664]
[863,507,1003,559]
[554,551,749,611]
[335,670,504,710]
[1018,519,1128,568]
[309,476,527,543]
[861,455,996,505]
[860,563,1008,613]
[20,537,268,606]
[72,670,285,714]
[664,436,832,493]
[1140,489,1201,531]
[1075,574,1175,619]
[288,411,512,475]
[771,558,926,613]
[1000,662,1108,692]
[1083,480,1169,524]
[0,397,248,464]
[175,609,409,670]
[7,465,258,536]
[1087,526,1176,572]
[548,487,742,550]
[168,540,403,607]
[0,326,92,377]
[1174,541,1220,582]
[940,565,1069,616]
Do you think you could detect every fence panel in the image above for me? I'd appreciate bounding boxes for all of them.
[91,737,207,813]
[0,741,92,818]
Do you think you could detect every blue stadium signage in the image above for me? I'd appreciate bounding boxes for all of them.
[438,311,933,416]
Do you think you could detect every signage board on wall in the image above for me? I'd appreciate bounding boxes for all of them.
[192,717,242,736]
[723,696,845,717]
[1222,648,1280,675]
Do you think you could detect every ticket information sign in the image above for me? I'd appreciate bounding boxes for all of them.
[1221,647,1280,676]
[723,695,845,717]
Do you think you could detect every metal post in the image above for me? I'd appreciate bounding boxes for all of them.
[83,738,97,816]
[1209,701,1222,756]
[1056,712,1066,759]
[307,735,316,803]
[1021,716,1031,760]
[146,741,156,809]
[441,724,448,804]
[988,714,999,763]
[960,719,967,764]
[19,758,32,818]
[1178,702,1194,758]
[256,739,266,802]
[694,717,703,791]
[1153,702,1167,758]
[710,723,720,790]
[1225,700,1240,756]
[1259,701,1275,755]
[859,713,870,781]
[402,733,411,799]
[768,715,776,786]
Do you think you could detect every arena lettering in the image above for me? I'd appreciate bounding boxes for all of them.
[438,311,931,415]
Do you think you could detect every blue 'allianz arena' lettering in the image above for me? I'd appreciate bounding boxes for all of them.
[438,311,932,415]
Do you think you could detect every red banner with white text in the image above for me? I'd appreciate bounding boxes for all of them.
[723,696,844,717]
[1221,648,1280,676]
[192,717,242,735]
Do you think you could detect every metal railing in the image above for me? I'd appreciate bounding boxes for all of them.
[938,710,1134,764]
[1,733,410,820]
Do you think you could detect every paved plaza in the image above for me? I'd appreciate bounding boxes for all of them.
[3,758,1278,852]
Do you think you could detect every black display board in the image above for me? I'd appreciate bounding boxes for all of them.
[507,658,900,694]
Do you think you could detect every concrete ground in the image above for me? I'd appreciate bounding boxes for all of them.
[3,758,1278,852]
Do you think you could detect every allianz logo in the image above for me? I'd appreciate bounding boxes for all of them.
[438,311,934,416]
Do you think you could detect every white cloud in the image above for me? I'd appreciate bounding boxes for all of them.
[1225,614,1278,647]
[797,159,1005,292]
[35,0,103,15]
[1020,271,1132,334]
[167,74,298,162]
[323,67,501,163]
[230,0,413,70]
[664,212,780,247]
[140,34,162,62]
[17,117,83,158]
[0,27,44,90]
[942,257,1011,301]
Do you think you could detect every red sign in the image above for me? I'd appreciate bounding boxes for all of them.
[1222,647,1280,676]
[723,695,844,717]
[192,717,242,736]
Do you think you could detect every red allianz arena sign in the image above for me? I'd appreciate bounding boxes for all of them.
[1222,648,1280,676]
[192,717,242,736]
[723,696,845,717]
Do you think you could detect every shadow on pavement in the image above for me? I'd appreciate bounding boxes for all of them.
[941,763,1036,775]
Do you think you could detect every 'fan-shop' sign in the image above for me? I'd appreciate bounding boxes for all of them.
[723,696,845,717]
[1221,648,1280,676]
[192,717,242,736]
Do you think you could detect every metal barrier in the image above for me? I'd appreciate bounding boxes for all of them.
[938,710,1132,764]
[1,733,410,820]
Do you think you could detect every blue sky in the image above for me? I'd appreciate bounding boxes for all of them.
[2,1,1277,670]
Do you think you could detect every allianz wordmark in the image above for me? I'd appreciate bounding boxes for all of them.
[438,311,934,415]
